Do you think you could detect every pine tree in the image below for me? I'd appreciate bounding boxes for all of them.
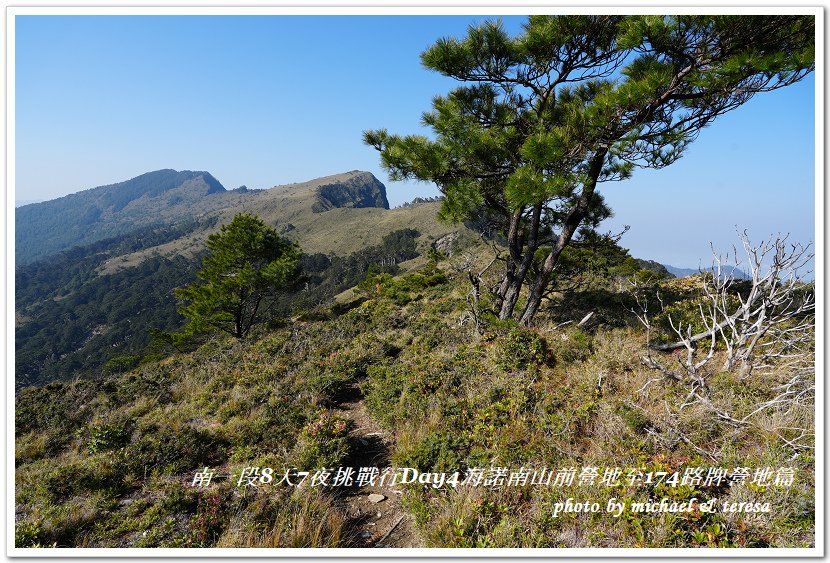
[365,15,814,325]
[175,213,302,338]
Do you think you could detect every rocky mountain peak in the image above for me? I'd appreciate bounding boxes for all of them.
[310,171,390,213]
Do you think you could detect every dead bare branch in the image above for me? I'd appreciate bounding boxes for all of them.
[631,231,815,454]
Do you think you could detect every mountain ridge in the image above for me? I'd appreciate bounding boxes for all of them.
[15,168,470,387]
[15,169,392,266]
[663,263,751,280]
[16,169,228,265]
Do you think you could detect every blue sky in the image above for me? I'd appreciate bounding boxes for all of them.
[14,14,816,267]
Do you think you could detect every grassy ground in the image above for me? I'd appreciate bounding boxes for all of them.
[14,246,815,549]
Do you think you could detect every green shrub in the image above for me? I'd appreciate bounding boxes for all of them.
[39,455,127,502]
[427,247,448,262]
[292,412,352,469]
[15,521,41,547]
[121,424,224,479]
[361,363,406,427]
[359,263,448,306]
[104,355,141,374]
[496,326,548,370]
[16,382,94,435]
[615,403,650,433]
[223,396,310,454]
[554,328,593,364]
[86,422,131,454]
[139,353,167,366]
[395,431,469,473]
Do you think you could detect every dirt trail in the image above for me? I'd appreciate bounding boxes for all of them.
[329,381,423,548]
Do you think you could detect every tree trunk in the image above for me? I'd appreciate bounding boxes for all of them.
[235,310,243,338]
[519,246,563,325]
[499,279,523,319]
[493,260,514,315]
[519,150,607,326]
[495,208,524,318]
[498,203,543,320]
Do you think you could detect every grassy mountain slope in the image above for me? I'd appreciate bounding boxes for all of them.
[14,245,815,548]
[16,169,397,267]
[95,171,444,275]
[16,170,227,265]
[95,204,447,277]
[16,170,470,387]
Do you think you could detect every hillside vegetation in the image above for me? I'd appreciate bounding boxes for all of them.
[15,236,814,548]
[16,170,226,265]
[16,171,470,387]
[14,12,816,550]
[16,169,397,267]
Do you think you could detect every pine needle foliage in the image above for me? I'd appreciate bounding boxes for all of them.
[176,213,302,338]
[365,15,814,325]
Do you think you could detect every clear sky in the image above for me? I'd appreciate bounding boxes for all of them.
[14,14,817,268]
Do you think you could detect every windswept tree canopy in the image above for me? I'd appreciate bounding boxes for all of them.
[365,15,814,325]
[176,213,302,338]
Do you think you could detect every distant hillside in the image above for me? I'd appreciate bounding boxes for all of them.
[15,199,43,207]
[15,169,473,387]
[664,263,751,280]
[16,169,227,265]
[634,259,674,278]
[16,169,401,267]
[92,170,443,276]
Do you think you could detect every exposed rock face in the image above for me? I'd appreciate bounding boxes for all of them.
[311,171,390,213]
[16,169,392,265]
[432,232,460,257]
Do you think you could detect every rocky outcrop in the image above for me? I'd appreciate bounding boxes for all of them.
[432,232,461,257]
[311,171,390,213]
